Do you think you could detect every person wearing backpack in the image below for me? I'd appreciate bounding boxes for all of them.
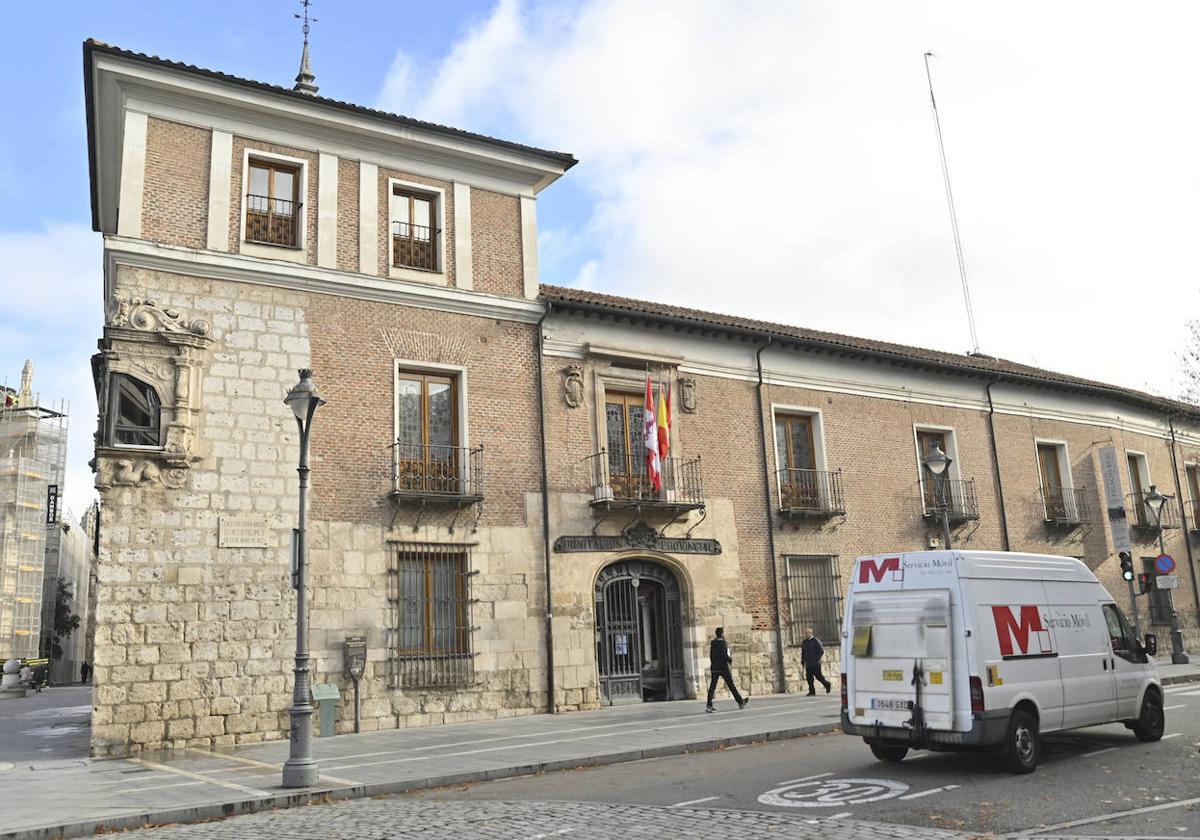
[800,627,832,696]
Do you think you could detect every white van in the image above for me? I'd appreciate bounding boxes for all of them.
[839,550,1162,773]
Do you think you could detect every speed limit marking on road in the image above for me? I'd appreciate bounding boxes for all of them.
[758,777,910,808]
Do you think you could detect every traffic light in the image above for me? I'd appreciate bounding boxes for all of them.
[1120,552,1134,582]
[1137,572,1155,594]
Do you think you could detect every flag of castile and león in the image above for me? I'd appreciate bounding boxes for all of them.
[643,374,661,492]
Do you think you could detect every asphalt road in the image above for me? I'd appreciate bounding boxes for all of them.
[411,683,1200,837]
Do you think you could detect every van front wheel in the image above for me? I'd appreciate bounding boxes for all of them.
[1004,710,1040,774]
[869,743,908,763]
[1132,693,1164,742]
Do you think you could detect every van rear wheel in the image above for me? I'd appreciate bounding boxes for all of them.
[1004,709,1040,774]
[1132,693,1164,742]
[869,743,908,763]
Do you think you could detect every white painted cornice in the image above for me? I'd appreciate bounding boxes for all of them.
[103,237,546,325]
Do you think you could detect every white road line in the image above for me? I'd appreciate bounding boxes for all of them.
[185,747,362,787]
[1009,793,1200,835]
[775,772,834,785]
[669,796,719,808]
[898,784,960,800]
[126,757,271,798]
[1162,732,1183,739]
[523,831,573,840]
[1167,689,1200,696]
[116,780,205,794]
[1081,747,1119,758]
[827,812,853,819]
[1164,704,1187,710]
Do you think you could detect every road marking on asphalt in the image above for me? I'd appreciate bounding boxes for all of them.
[669,796,719,808]
[898,784,960,800]
[759,777,909,808]
[115,780,205,794]
[185,747,362,786]
[126,757,271,798]
[1164,704,1187,710]
[1162,732,1183,739]
[1080,747,1119,758]
[776,772,833,785]
[522,831,573,840]
[1167,689,1200,696]
[1009,793,1200,835]
[827,812,852,819]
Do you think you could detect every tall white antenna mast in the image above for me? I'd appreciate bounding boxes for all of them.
[924,51,980,355]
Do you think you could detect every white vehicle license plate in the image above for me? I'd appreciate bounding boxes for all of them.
[870,698,911,710]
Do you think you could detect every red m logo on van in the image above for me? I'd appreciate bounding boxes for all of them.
[992,605,1056,659]
[858,556,902,585]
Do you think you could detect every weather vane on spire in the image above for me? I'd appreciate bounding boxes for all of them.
[292,0,319,95]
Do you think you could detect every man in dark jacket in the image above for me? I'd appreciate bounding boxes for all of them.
[800,627,832,696]
[706,627,747,712]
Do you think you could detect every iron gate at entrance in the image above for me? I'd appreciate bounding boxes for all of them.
[595,559,686,705]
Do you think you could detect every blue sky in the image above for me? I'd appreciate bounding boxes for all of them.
[7,1,1200,516]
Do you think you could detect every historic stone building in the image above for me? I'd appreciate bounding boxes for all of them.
[84,39,1200,756]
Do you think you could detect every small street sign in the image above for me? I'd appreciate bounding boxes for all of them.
[1157,573,1180,590]
[1155,554,1176,575]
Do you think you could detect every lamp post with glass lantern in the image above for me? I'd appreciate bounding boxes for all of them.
[282,369,325,788]
[1144,485,1189,664]
[923,444,954,550]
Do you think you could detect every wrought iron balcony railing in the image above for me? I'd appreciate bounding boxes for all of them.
[777,468,846,517]
[1040,485,1093,526]
[588,451,704,511]
[392,222,440,271]
[1126,491,1181,531]
[389,442,483,504]
[921,477,980,522]
[245,194,300,247]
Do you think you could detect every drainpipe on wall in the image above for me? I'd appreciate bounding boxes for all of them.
[535,301,557,713]
[985,381,1012,551]
[1167,416,1200,620]
[755,337,787,694]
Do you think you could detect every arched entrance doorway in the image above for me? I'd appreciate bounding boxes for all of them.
[595,558,686,705]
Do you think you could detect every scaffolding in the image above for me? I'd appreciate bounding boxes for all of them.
[0,388,67,661]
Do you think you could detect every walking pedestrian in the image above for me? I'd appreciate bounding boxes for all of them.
[80,661,91,684]
[705,627,747,712]
[800,627,832,696]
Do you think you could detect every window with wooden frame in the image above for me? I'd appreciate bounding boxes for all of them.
[395,370,459,494]
[1037,443,1069,520]
[107,374,161,447]
[245,159,300,247]
[917,429,951,510]
[1127,452,1150,526]
[1186,464,1200,529]
[775,413,819,509]
[390,186,439,271]
[604,390,652,499]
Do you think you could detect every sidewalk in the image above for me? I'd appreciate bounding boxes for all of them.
[2,657,1197,840]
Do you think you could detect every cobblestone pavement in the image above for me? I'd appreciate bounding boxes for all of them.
[120,799,985,839]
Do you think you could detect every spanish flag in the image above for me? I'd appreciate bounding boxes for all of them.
[657,379,671,463]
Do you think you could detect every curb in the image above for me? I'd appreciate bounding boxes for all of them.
[0,722,839,840]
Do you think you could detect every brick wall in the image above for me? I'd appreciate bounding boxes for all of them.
[471,188,523,297]
[336,157,359,272]
[142,117,210,249]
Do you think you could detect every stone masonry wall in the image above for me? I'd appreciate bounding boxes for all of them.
[142,118,210,249]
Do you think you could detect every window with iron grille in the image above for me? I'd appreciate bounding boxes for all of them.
[784,555,842,646]
[390,543,475,687]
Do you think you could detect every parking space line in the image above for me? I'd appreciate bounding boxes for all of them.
[127,757,271,798]
[1081,747,1119,758]
[1164,704,1186,710]
[1162,732,1183,739]
[669,796,719,808]
[1010,793,1200,835]
[899,784,959,800]
[185,747,361,786]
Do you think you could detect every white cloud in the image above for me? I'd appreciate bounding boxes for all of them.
[0,223,101,520]
[378,0,1200,398]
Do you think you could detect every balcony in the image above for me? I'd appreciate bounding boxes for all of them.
[921,477,980,522]
[388,442,483,507]
[392,222,440,272]
[1126,491,1181,532]
[588,451,704,514]
[245,194,300,247]
[1186,499,1200,533]
[777,468,845,518]
[1040,486,1093,527]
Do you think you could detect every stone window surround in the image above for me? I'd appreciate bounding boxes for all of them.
[769,403,829,510]
[387,177,448,286]
[1033,438,1074,495]
[912,423,963,499]
[238,147,310,264]
[589,361,683,495]
[104,372,163,449]
[1126,448,1152,492]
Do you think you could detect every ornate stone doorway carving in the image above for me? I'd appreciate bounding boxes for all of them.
[595,558,686,705]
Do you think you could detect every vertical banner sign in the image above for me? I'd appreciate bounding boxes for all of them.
[1098,446,1132,554]
[45,484,59,525]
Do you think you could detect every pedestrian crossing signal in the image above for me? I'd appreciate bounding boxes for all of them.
[1137,572,1155,594]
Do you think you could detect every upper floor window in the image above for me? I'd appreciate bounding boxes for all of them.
[604,391,651,500]
[1185,464,1200,529]
[775,413,819,509]
[391,186,440,272]
[108,374,161,447]
[916,428,953,511]
[395,370,458,493]
[246,159,300,247]
[1127,452,1151,526]
[1037,442,1072,520]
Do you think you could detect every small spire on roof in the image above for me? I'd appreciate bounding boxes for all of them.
[19,359,32,403]
[293,0,318,95]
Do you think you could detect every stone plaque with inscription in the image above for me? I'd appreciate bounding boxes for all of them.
[218,514,270,548]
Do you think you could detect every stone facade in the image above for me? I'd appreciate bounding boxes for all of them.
[85,42,1200,756]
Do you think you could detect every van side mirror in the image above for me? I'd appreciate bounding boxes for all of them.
[1144,633,1158,657]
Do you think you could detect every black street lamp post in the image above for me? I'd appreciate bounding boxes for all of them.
[1144,485,1189,665]
[924,444,954,550]
[282,369,325,788]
